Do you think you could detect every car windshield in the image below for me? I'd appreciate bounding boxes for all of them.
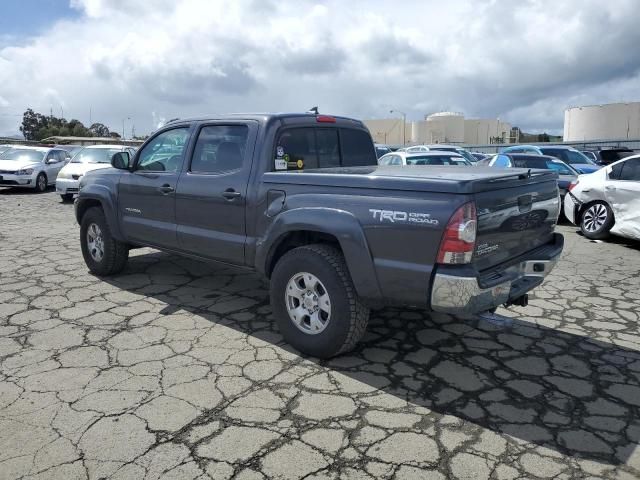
[0,148,45,162]
[406,155,468,166]
[71,148,122,163]
[542,148,595,165]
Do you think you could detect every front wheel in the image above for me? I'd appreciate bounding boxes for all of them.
[270,244,369,358]
[35,173,47,192]
[80,207,129,275]
[580,201,613,240]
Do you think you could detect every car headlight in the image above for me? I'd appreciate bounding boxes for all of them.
[16,168,34,175]
[57,170,71,179]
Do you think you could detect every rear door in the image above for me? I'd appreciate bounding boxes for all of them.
[606,158,640,237]
[175,122,257,265]
[473,174,560,271]
[118,126,191,249]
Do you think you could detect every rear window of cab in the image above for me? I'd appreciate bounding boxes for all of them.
[274,127,376,171]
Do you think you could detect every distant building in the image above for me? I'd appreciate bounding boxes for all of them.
[40,136,144,147]
[364,112,512,146]
[564,102,640,141]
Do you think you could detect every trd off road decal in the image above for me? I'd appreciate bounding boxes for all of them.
[369,209,439,226]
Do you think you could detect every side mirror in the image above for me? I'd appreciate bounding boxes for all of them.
[111,151,131,170]
[46,157,58,164]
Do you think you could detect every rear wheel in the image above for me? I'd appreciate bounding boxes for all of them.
[35,173,47,192]
[270,244,369,358]
[80,207,129,275]
[580,201,614,239]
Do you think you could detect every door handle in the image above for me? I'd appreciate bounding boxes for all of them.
[158,184,175,194]
[222,189,241,200]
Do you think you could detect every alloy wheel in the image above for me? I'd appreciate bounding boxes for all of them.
[285,272,332,334]
[583,204,608,233]
[86,223,105,262]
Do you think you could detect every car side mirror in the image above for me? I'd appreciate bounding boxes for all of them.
[46,157,58,164]
[111,151,131,170]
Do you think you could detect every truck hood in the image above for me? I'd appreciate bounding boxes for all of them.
[61,163,112,176]
[264,165,558,194]
[0,159,40,171]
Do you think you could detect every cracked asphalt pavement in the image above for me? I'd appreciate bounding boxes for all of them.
[1,188,640,480]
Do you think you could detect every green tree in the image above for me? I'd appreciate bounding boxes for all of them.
[20,109,49,140]
[89,123,110,137]
[109,131,121,138]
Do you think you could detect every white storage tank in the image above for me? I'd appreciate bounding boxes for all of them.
[564,102,640,141]
[425,112,465,144]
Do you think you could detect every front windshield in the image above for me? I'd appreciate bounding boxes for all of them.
[542,148,595,165]
[0,148,45,162]
[71,148,122,163]
[406,155,468,166]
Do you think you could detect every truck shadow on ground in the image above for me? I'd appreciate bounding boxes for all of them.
[103,249,640,468]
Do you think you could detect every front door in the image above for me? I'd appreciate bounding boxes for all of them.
[44,150,66,183]
[175,122,256,265]
[118,126,191,250]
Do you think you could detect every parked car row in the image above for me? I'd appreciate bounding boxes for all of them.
[0,144,136,199]
[375,142,639,244]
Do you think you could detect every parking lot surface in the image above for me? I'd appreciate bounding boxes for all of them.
[1,188,640,480]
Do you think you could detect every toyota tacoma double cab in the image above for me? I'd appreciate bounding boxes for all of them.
[75,113,563,358]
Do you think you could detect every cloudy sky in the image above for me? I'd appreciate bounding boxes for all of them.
[1,0,639,137]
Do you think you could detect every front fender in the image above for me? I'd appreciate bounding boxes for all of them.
[256,207,382,302]
[76,182,124,241]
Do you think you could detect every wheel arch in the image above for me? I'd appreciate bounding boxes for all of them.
[257,208,382,302]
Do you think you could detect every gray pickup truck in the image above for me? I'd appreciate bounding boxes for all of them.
[75,113,563,358]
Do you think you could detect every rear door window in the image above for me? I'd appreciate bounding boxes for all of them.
[618,158,640,181]
[190,125,249,174]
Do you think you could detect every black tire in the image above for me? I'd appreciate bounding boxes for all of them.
[35,173,47,192]
[270,244,369,358]
[580,201,614,240]
[60,194,74,202]
[80,207,129,275]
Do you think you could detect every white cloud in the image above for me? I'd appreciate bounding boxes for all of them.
[1,0,639,136]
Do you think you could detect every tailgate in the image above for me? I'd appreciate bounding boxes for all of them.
[473,176,560,271]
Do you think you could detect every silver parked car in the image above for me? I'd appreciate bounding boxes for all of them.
[378,151,471,166]
[0,146,68,192]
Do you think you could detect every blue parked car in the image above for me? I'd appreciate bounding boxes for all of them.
[501,145,600,174]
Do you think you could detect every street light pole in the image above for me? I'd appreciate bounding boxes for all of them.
[122,117,130,140]
[390,110,407,146]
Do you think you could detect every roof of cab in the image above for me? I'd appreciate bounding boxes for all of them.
[165,113,365,127]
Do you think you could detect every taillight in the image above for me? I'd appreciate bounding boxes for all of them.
[568,180,578,191]
[436,202,477,264]
[316,115,336,123]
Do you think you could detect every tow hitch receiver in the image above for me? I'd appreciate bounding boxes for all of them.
[505,294,528,308]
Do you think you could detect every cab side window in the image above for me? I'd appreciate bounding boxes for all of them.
[340,128,377,166]
[137,128,190,172]
[190,125,249,174]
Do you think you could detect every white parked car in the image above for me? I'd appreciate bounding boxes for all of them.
[56,145,136,201]
[0,146,68,192]
[564,155,640,241]
[378,151,471,166]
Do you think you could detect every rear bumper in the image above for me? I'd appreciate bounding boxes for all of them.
[430,233,564,315]
[563,192,579,224]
